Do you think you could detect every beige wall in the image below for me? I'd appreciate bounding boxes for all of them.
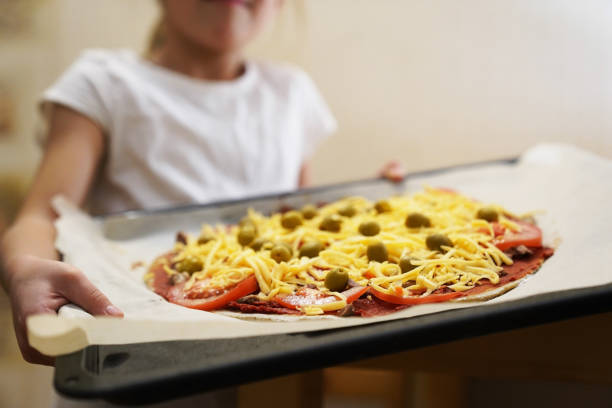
[1,0,611,186]
[253,0,612,183]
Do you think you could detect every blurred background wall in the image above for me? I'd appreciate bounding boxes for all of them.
[1,0,611,191]
[0,0,611,407]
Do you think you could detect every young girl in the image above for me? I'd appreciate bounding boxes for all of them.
[1,0,403,405]
[1,0,338,363]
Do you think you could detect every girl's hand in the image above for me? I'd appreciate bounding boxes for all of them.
[379,160,406,183]
[5,254,123,365]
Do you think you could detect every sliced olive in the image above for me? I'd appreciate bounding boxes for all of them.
[299,240,323,258]
[319,214,342,232]
[175,231,188,245]
[367,240,388,262]
[338,204,356,217]
[176,255,202,274]
[426,233,453,252]
[239,216,256,228]
[250,237,272,251]
[197,233,215,245]
[358,221,381,236]
[374,200,392,214]
[405,212,432,228]
[271,243,293,263]
[476,206,499,222]
[237,225,256,246]
[281,211,303,229]
[399,256,418,273]
[170,272,189,285]
[324,268,349,292]
[301,204,318,220]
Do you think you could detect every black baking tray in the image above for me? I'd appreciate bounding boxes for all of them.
[53,158,612,404]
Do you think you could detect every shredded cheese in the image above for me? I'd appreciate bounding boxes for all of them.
[155,187,522,314]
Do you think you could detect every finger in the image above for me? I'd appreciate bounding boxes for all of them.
[57,266,124,317]
[384,169,404,182]
[378,160,399,176]
[381,165,405,183]
[379,161,406,182]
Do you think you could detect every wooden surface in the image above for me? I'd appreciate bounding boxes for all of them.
[347,312,612,384]
[238,312,612,408]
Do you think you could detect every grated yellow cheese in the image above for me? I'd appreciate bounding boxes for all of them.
[157,187,521,314]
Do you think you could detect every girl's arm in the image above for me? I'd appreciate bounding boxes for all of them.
[298,162,311,188]
[0,104,123,365]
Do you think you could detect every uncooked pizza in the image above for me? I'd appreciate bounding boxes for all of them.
[145,188,554,317]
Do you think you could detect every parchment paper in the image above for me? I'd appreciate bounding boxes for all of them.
[29,143,612,355]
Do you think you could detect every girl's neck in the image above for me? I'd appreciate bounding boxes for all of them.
[150,32,245,81]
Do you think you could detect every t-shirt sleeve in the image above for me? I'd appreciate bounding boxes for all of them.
[41,50,113,131]
[296,71,337,162]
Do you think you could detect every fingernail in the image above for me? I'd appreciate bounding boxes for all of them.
[105,305,123,317]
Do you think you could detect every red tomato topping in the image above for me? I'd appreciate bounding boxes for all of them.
[478,222,506,237]
[343,286,369,303]
[493,221,542,251]
[363,270,376,279]
[166,274,258,311]
[370,287,464,305]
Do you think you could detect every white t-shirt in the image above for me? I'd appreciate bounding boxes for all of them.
[44,50,335,407]
[42,49,336,215]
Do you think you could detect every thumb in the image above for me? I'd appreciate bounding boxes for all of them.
[380,160,405,182]
[58,267,124,317]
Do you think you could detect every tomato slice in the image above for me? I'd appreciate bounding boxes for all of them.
[493,221,542,251]
[478,223,506,237]
[166,274,258,311]
[370,287,463,305]
[343,286,369,303]
[275,286,369,310]
[150,252,176,299]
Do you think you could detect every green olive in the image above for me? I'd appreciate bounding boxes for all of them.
[338,204,357,217]
[319,214,342,232]
[271,244,293,263]
[324,268,349,292]
[197,233,215,245]
[239,216,256,228]
[367,240,388,262]
[399,256,418,273]
[358,220,381,236]
[476,206,499,222]
[239,217,258,235]
[374,200,392,214]
[250,237,272,251]
[405,212,432,228]
[281,211,303,229]
[299,240,323,258]
[237,225,256,246]
[426,233,453,252]
[301,204,318,220]
[176,255,202,274]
